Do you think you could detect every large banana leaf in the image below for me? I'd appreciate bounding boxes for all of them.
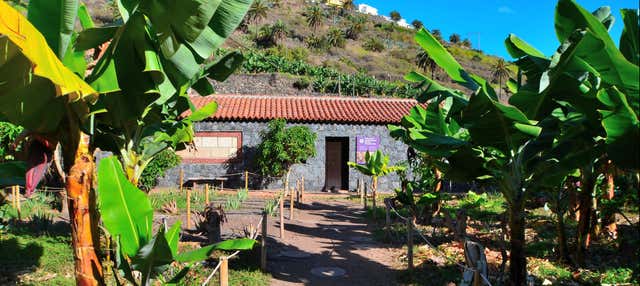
[598,87,640,169]
[27,0,78,59]
[97,156,153,257]
[414,28,478,91]
[619,9,639,66]
[0,2,97,134]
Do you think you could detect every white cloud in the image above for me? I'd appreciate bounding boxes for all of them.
[497,6,515,14]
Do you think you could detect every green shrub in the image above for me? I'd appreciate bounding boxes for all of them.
[305,35,327,51]
[0,121,23,161]
[362,38,385,52]
[138,149,181,191]
[265,46,309,62]
[293,77,311,90]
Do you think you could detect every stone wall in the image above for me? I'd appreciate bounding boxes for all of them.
[157,121,408,193]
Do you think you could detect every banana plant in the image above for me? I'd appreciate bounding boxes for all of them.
[98,156,255,286]
[0,2,106,284]
[505,1,638,263]
[348,150,405,211]
[76,0,252,186]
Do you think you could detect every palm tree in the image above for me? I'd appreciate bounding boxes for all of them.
[304,5,324,33]
[432,29,443,42]
[326,27,345,48]
[389,10,401,22]
[345,15,366,40]
[416,50,437,78]
[247,0,269,38]
[411,19,423,30]
[492,58,511,101]
[462,38,472,48]
[449,33,461,44]
[270,20,288,45]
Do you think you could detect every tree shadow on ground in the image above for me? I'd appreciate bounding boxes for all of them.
[0,237,44,284]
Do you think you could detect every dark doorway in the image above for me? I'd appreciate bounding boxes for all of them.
[325,137,349,191]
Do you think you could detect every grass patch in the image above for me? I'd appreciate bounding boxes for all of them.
[0,232,74,285]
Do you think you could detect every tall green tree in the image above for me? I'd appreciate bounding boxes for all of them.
[411,19,423,30]
[389,10,401,22]
[449,33,460,44]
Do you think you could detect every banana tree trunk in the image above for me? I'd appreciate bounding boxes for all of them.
[576,167,596,265]
[507,201,527,286]
[555,206,571,263]
[66,133,104,285]
[602,164,617,237]
[372,176,378,212]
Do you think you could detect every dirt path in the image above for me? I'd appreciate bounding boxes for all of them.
[265,198,400,286]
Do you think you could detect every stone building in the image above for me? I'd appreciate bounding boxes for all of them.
[158,94,420,192]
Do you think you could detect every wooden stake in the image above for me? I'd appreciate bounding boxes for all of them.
[385,199,391,238]
[261,211,268,272]
[186,187,192,229]
[179,168,184,192]
[301,176,305,203]
[289,186,294,220]
[11,186,16,209]
[245,170,249,190]
[359,179,364,206]
[205,184,210,205]
[16,186,21,220]
[220,256,229,286]
[279,194,285,239]
[363,182,368,210]
[473,266,481,286]
[407,218,414,271]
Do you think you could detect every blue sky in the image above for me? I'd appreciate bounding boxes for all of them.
[358,0,639,59]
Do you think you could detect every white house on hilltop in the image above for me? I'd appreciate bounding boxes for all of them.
[358,3,378,16]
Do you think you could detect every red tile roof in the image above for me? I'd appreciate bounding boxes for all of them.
[188,94,421,125]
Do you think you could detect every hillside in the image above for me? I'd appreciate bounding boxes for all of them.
[81,0,511,98]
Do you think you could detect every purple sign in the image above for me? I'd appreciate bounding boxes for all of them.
[356,136,380,164]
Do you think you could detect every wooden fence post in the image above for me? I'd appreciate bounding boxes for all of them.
[179,168,184,192]
[363,182,368,210]
[385,199,391,239]
[11,186,17,209]
[186,187,192,229]
[473,266,481,286]
[301,176,305,203]
[245,170,249,190]
[359,179,364,206]
[205,184,210,205]
[15,186,21,220]
[279,194,285,239]
[289,186,294,220]
[407,218,414,271]
[261,211,268,272]
[220,256,229,286]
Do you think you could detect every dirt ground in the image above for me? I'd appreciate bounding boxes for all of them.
[263,197,401,286]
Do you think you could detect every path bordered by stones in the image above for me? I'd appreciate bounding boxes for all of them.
[267,199,399,286]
